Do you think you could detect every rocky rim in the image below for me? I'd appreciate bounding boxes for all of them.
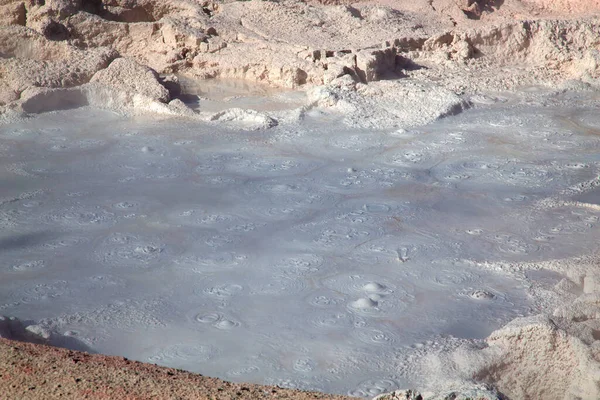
[1,0,599,120]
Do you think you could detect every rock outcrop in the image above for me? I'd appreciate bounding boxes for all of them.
[476,313,600,400]
[89,57,171,103]
[0,0,599,120]
[308,76,470,129]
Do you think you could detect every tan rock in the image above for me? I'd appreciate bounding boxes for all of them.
[309,79,469,129]
[354,47,398,82]
[89,57,171,103]
[0,2,26,26]
[477,314,600,400]
[1,0,599,115]
[0,24,116,107]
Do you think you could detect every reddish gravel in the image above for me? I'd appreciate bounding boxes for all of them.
[0,338,353,400]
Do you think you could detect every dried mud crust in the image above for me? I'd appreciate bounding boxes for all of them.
[0,338,351,400]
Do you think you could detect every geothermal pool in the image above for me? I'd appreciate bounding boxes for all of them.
[2,91,600,396]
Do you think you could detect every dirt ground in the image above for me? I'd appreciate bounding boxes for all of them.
[0,337,352,400]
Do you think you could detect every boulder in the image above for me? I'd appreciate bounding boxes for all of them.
[477,314,600,400]
[90,57,171,103]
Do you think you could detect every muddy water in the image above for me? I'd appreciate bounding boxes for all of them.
[1,93,600,396]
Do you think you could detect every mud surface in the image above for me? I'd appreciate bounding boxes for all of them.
[2,89,600,397]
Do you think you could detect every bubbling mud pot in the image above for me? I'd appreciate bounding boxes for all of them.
[2,89,600,397]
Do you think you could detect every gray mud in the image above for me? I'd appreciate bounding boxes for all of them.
[1,90,600,396]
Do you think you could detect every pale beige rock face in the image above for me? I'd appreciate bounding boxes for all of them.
[477,314,600,400]
[0,0,598,121]
[0,25,117,110]
[0,2,26,26]
[308,77,469,129]
[523,0,600,14]
[90,57,171,103]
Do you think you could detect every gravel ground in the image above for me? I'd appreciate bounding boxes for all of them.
[0,338,353,400]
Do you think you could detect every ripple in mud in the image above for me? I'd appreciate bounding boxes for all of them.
[202,284,243,298]
[11,260,45,272]
[225,156,318,178]
[40,236,90,251]
[94,233,169,268]
[0,209,35,228]
[49,139,107,151]
[433,269,480,286]
[313,225,374,249]
[484,233,540,256]
[293,357,317,373]
[429,159,503,183]
[329,134,384,152]
[466,228,484,235]
[111,201,141,210]
[249,274,308,295]
[322,274,397,296]
[57,324,106,345]
[205,233,237,248]
[272,253,323,276]
[253,181,304,195]
[85,274,125,290]
[334,209,373,225]
[332,167,411,192]
[335,198,408,223]
[307,290,345,308]
[42,208,117,227]
[350,236,417,264]
[537,217,594,237]
[174,252,250,273]
[503,194,530,202]
[15,280,69,303]
[226,365,260,378]
[242,179,338,212]
[470,289,496,300]
[352,327,399,346]
[192,311,241,330]
[194,312,221,324]
[348,378,400,397]
[215,319,241,330]
[201,175,244,187]
[147,344,215,364]
[500,163,553,187]
[165,208,239,227]
[310,312,354,330]
[202,253,248,269]
[239,200,312,221]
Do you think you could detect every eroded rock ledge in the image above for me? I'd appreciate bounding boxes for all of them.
[0,0,599,123]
